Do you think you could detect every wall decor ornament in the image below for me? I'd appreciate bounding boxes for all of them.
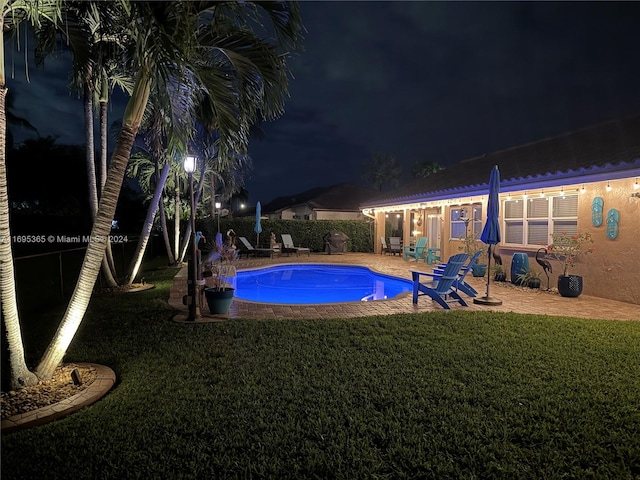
[606,209,619,240]
[591,197,603,227]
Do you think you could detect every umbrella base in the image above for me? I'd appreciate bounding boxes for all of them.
[473,296,503,306]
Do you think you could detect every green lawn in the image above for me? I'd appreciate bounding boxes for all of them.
[2,263,639,479]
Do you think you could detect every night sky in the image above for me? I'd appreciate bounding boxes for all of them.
[8,1,640,205]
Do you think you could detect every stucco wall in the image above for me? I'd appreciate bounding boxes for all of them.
[377,177,639,306]
[494,179,640,305]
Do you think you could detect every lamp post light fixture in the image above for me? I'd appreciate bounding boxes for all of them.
[183,154,201,321]
[215,196,222,233]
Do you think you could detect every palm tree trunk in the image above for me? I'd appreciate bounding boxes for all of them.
[0,85,38,388]
[173,174,180,262]
[158,197,175,265]
[178,168,205,263]
[100,85,118,279]
[85,80,117,288]
[36,69,151,380]
[126,160,171,284]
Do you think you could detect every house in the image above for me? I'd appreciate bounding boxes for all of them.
[263,183,378,221]
[361,115,640,305]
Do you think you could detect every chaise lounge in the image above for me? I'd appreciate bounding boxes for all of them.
[238,236,277,258]
[281,234,311,256]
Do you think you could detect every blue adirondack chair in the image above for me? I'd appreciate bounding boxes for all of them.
[410,253,469,309]
[403,236,428,262]
[432,250,482,297]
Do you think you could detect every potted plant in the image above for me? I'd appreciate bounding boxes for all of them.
[491,264,507,282]
[459,234,486,277]
[546,231,595,297]
[202,232,238,314]
[516,268,542,289]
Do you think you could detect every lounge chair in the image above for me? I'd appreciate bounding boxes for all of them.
[403,236,428,262]
[380,237,390,255]
[430,250,481,298]
[389,237,402,255]
[410,253,469,309]
[238,236,275,258]
[281,234,311,256]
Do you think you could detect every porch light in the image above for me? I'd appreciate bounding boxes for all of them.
[606,181,612,192]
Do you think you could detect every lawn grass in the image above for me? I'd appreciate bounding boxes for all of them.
[2,262,639,479]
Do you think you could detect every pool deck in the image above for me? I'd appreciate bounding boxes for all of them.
[168,252,639,322]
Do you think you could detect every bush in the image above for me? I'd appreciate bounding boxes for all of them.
[199,218,375,253]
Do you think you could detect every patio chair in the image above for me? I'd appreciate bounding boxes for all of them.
[238,236,275,258]
[389,237,402,255]
[380,236,390,255]
[403,236,428,262]
[432,250,481,297]
[281,234,311,256]
[410,253,469,309]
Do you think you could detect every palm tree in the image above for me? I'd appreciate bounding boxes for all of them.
[362,151,403,192]
[35,1,303,380]
[34,1,133,286]
[412,160,443,179]
[1,0,62,388]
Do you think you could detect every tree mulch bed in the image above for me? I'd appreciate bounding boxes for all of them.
[1,363,97,419]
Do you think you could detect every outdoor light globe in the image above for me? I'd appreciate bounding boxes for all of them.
[184,155,196,173]
[215,201,222,209]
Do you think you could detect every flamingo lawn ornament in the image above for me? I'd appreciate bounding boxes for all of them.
[536,248,553,290]
[492,248,502,266]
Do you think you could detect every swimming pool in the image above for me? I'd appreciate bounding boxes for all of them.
[235,264,412,304]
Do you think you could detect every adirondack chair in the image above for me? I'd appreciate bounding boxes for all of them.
[410,253,469,309]
[432,250,482,297]
[380,236,390,255]
[389,237,402,255]
[403,236,428,262]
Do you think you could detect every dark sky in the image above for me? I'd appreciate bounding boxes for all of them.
[8,1,640,205]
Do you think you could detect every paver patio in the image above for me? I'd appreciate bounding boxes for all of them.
[169,252,639,322]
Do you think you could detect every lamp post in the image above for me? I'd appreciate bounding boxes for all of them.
[184,154,201,321]
[215,196,221,233]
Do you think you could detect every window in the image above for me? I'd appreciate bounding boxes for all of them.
[503,194,578,246]
[450,203,482,239]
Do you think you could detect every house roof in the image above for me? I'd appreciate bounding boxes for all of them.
[362,114,640,208]
[264,183,378,213]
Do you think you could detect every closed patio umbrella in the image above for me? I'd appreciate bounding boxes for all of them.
[474,165,503,306]
[254,201,262,247]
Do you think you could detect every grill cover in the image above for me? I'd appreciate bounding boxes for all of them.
[323,231,349,254]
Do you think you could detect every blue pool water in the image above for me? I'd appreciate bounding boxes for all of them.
[235,264,412,304]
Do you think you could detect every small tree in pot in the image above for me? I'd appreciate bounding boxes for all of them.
[202,232,238,313]
[546,231,595,297]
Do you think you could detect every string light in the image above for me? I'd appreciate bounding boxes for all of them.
[580,185,586,194]
[634,178,639,190]
[539,190,545,197]
[559,187,565,198]
[606,181,612,192]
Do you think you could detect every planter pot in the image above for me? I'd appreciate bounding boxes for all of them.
[557,275,583,298]
[511,253,530,285]
[494,272,507,282]
[527,278,541,289]
[204,288,234,314]
[471,264,487,277]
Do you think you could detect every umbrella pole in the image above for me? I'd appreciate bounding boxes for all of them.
[474,244,502,306]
